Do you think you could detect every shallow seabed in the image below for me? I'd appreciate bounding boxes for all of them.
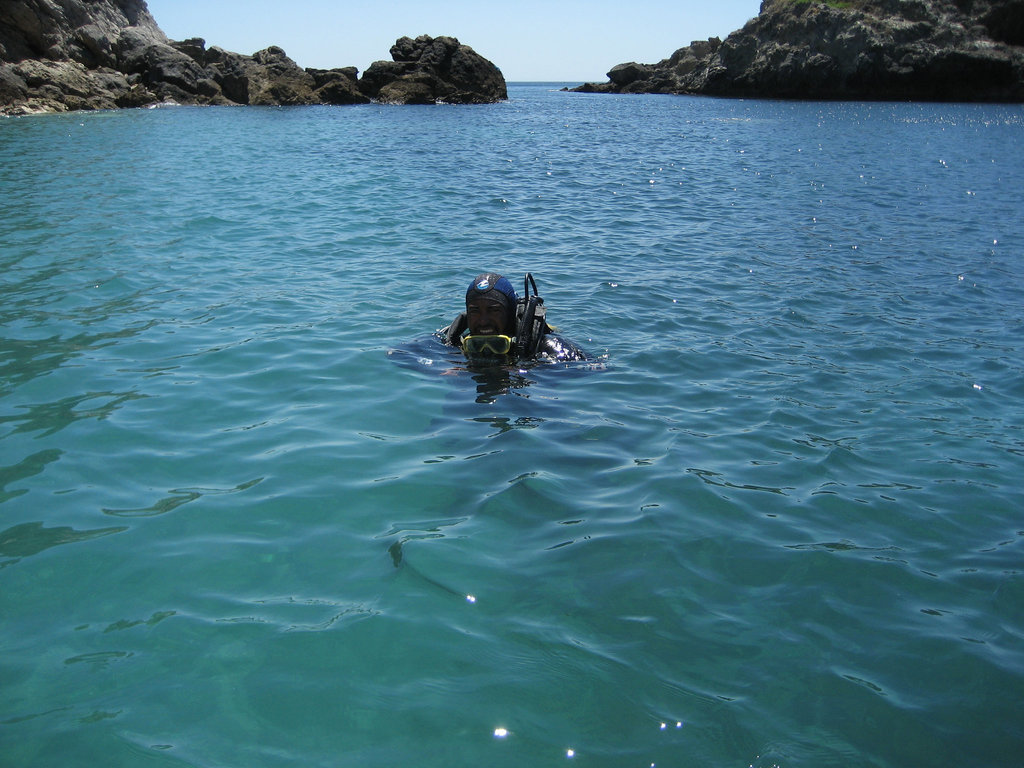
[1,85,1023,767]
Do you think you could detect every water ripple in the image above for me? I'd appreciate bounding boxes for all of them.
[1,87,1022,768]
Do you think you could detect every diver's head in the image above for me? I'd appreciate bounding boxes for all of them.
[465,272,518,336]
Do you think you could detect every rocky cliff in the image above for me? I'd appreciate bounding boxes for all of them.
[0,0,506,114]
[574,0,1024,101]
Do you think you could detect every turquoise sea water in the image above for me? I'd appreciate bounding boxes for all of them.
[1,84,1022,767]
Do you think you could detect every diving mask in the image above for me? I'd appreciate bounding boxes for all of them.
[462,334,514,357]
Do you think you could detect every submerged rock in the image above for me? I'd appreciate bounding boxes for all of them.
[1,1,505,114]
[573,0,1024,102]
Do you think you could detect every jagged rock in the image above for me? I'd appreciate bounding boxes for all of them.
[573,0,1024,101]
[359,34,507,104]
[308,66,367,105]
[199,45,254,105]
[245,46,314,105]
[1,1,502,113]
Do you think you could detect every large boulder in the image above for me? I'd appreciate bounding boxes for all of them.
[359,35,507,104]
[308,66,367,105]
[245,45,316,106]
[573,0,1024,101]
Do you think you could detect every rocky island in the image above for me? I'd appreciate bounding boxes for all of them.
[574,0,1024,101]
[0,0,507,114]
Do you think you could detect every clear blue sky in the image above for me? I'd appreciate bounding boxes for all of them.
[144,0,762,82]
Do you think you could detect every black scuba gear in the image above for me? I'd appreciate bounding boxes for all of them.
[444,311,468,347]
[513,273,549,359]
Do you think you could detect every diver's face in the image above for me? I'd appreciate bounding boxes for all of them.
[466,298,509,335]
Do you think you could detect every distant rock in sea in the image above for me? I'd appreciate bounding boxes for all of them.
[360,35,508,105]
[0,0,506,114]
[572,0,1024,102]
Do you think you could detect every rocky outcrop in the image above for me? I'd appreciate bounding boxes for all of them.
[1,1,506,114]
[359,35,507,104]
[573,0,1024,101]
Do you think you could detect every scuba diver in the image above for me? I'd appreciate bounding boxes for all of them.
[439,272,590,364]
